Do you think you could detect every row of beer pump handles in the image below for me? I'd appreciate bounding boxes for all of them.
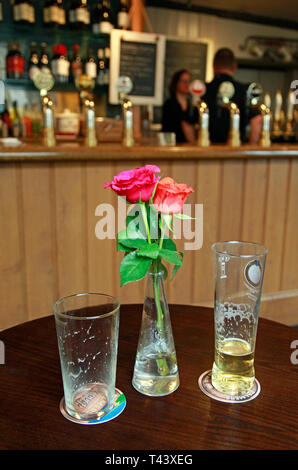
[190,79,296,147]
[35,70,296,148]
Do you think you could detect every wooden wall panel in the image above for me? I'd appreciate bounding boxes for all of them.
[281,160,298,291]
[262,159,290,293]
[54,162,88,298]
[219,160,245,241]
[193,160,222,304]
[0,165,26,329]
[20,163,56,320]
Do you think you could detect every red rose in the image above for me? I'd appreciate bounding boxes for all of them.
[153,177,194,214]
[104,165,160,203]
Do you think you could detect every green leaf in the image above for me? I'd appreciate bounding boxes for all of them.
[120,238,148,250]
[158,260,168,281]
[174,213,196,220]
[159,248,183,266]
[136,243,160,259]
[170,252,184,281]
[120,251,152,286]
[117,229,132,252]
[162,237,177,252]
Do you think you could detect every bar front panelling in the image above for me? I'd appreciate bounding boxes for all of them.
[0,157,297,330]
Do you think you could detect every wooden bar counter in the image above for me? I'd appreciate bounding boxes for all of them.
[1,141,298,330]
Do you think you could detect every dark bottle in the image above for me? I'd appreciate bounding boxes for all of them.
[11,101,21,138]
[97,47,105,86]
[1,100,12,137]
[39,43,51,73]
[68,0,76,28]
[103,46,110,85]
[92,1,102,34]
[71,44,83,82]
[13,0,35,25]
[117,0,129,29]
[85,47,97,80]
[28,42,39,81]
[99,0,113,34]
[57,0,66,27]
[0,0,3,23]
[6,41,25,79]
[75,0,90,30]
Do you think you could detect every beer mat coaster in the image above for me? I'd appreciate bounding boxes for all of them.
[59,388,126,425]
[198,370,261,403]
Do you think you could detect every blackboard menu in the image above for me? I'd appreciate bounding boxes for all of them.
[164,40,207,99]
[120,40,157,97]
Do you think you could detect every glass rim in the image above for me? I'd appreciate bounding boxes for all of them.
[53,292,120,320]
[211,240,268,258]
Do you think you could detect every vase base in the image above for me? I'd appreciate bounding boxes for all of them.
[132,374,179,397]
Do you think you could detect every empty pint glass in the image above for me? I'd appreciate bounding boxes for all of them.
[211,241,267,397]
[54,293,120,422]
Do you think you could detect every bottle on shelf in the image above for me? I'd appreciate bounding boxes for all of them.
[1,100,12,137]
[0,0,3,23]
[71,44,83,83]
[51,44,70,84]
[85,47,97,80]
[97,47,105,86]
[22,104,33,138]
[92,1,102,34]
[39,43,51,74]
[28,42,39,81]
[11,101,22,138]
[104,46,110,85]
[99,0,114,34]
[69,0,76,29]
[75,0,90,30]
[57,0,66,27]
[117,0,130,29]
[6,41,25,79]
[13,0,35,25]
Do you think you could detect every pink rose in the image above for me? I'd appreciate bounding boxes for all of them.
[104,165,160,203]
[153,177,194,214]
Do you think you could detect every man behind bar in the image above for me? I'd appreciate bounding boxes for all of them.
[204,48,262,144]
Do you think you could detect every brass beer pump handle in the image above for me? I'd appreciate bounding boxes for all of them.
[84,99,97,147]
[227,102,241,147]
[258,104,271,147]
[197,101,210,147]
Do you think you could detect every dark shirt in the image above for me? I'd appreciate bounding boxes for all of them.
[204,73,258,143]
[161,96,198,143]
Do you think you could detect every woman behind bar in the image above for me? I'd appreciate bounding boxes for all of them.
[162,69,198,144]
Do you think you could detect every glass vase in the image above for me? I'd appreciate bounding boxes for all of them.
[132,270,179,396]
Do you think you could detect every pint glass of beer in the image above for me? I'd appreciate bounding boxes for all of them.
[210,241,267,398]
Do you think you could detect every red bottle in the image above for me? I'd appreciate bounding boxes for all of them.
[6,41,25,79]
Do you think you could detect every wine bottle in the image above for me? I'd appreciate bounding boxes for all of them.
[75,0,90,30]
[68,0,76,28]
[51,44,70,83]
[92,1,102,34]
[39,43,51,73]
[85,47,97,80]
[11,101,21,138]
[6,41,25,79]
[0,0,3,23]
[13,0,35,25]
[28,42,39,81]
[57,0,66,27]
[104,47,110,85]
[97,48,105,86]
[99,0,113,34]
[46,0,60,27]
[71,44,83,82]
[117,0,129,29]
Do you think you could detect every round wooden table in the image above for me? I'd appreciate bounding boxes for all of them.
[0,305,297,450]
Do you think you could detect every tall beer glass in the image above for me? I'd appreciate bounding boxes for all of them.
[209,241,267,399]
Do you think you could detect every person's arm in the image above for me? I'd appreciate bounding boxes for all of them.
[181,121,196,143]
[249,114,262,144]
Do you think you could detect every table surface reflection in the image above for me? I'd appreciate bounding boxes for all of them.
[0,304,297,450]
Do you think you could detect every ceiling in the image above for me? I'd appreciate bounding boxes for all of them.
[148,0,298,29]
